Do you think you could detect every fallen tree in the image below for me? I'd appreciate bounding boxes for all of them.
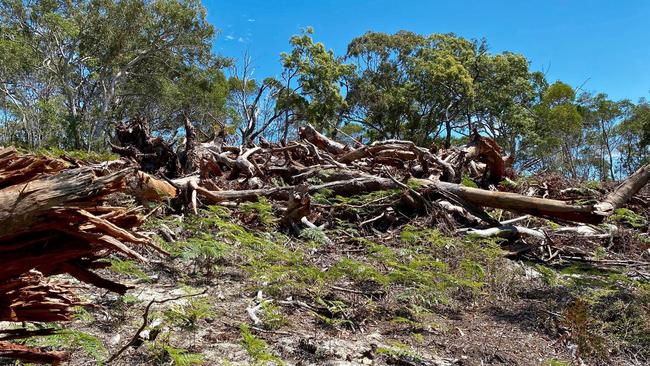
[193,173,647,225]
[0,148,162,363]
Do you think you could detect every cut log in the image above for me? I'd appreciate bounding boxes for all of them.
[430,180,604,224]
[127,171,177,202]
[464,225,546,240]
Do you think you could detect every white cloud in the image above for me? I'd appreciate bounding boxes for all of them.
[247,18,256,22]
[237,37,245,43]
[225,35,235,41]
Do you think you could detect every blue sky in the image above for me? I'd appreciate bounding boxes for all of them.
[204,0,650,101]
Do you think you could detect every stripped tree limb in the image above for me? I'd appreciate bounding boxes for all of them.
[594,163,650,215]
[298,124,347,155]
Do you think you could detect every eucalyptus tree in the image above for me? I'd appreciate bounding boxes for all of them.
[344,31,539,149]
[279,27,355,136]
[0,0,224,150]
[617,99,650,176]
[523,81,584,177]
[577,93,632,180]
[344,31,426,142]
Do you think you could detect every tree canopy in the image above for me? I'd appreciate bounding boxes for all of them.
[0,2,648,179]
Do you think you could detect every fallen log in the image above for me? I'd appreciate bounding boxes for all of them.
[430,180,604,224]
[126,171,178,202]
[463,225,546,240]
[195,167,650,224]
[0,341,67,365]
[196,175,397,203]
[595,163,650,214]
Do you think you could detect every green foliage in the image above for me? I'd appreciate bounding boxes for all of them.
[345,31,536,148]
[0,0,226,150]
[108,258,150,282]
[609,208,647,228]
[299,226,330,246]
[314,189,400,211]
[163,296,214,333]
[330,258,389,287]
[178,234,230,276]
[163,344,205,366]
[280,27,355,133]
[241,197,277,227]
[399,226,447,247]
[376,342,426,365]
[72,306,95,322]
[561,298,608,360]
[29,147,119,162]
[460,175,479,188]
[182,206,326,296]
[259,301,288,330]
[147,337,204,366]
[539,262,650,360]
[35,329,106,364]
[313,297,355,328]
[311,188,335,204]
[535,264,562,287]
[545,360,571,366]
[240,324,284,365]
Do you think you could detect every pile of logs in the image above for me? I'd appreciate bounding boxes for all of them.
[0,147,162,364]
[130,124,650,227]
[2,120,649,364]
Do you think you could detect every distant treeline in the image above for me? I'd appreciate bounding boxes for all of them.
[1,0,648,180]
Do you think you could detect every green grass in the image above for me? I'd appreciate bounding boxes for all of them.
[147,336,205,366]
[26,146,119,162]
[533,262,650,362]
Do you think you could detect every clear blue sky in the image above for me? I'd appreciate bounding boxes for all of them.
[203,0,650,101]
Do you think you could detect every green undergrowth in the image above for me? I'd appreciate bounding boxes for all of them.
[312,188,401,217]
[377,341,428,365]
[460,174,479,188]
[21,326,106,364]
[163,295,215,334]
[534,263,650,362]
[156,204,650,363]
[240,197,277,227]
[168,206,517,329]
[147,334,205,366]
[608,207,647,228]
[240,324,285,365]
[107,258,151,282]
